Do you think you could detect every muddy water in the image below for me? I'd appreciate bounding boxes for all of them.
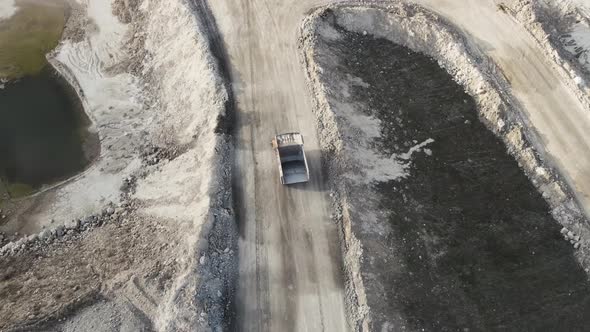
[0,1,97,198]
[327,27,590,330]
[0,0,67,79]
[0,68,97,198]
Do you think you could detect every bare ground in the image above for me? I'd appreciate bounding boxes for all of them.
[0,0,237,330]
[3,0,590,330]
[0,214,182,331]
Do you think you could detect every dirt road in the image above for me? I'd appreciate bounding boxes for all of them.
[206,0,349,331]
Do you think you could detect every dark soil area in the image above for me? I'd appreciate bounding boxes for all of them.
[0,66,97,197]
[321,22,590,331]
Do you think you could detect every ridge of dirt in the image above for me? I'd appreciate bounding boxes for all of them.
[0,0,237,330]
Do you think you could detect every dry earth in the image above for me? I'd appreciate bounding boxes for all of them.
[0,0,17,20]
[0,0,236,330]
[2,0,590,331]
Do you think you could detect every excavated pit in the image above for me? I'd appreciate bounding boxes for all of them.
[305,9,590,331]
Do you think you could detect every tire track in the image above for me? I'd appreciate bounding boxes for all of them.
[205,0,351,330]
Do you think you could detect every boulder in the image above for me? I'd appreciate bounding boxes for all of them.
[2,242,15,253]
[65,219,79,230]
[55,226,65,238]
[40,230,52,241]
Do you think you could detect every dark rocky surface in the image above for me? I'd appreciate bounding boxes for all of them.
[317,21,590,331]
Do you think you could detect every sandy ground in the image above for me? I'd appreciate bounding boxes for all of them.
[554,0,590,75]
[564,23,590,73]
[527,0,590,91]
[0,0,145,236]
[207,0,351,330]
[0,0,16,20]
[0,0,236,330]
[2,0,590,330]
[0,214,184,331]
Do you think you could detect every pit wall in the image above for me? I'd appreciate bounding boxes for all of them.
[300,2,590,329]
[125,0,237,330]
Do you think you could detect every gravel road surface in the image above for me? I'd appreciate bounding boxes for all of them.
[207,1,350,331]
[416,0,590,219]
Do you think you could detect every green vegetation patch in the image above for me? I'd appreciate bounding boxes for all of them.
[0,176,34,199]
[6,182,35,198]
[0,0,66,79]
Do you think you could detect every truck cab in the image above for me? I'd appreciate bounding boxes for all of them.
[272,132,310,185]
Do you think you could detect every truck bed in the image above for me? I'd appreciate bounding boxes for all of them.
[281,160,308,184]
[273,133,310,185]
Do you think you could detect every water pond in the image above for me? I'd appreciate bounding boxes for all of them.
[0,1,97,198]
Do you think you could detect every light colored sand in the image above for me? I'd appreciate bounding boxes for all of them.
[0,0,234,329]
[0,0,16,20]
[25,0,145,234]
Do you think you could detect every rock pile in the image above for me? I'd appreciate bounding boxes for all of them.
[0,199,138,257]
[0,138,184,257]
[140,143,184,166]
[0,232,7,248]
[561,227,583,249]
[0,171,140,257]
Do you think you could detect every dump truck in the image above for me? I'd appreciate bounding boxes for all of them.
[272,132,310,185]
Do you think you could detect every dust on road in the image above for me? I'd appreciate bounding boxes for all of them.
[207,0,350,330]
